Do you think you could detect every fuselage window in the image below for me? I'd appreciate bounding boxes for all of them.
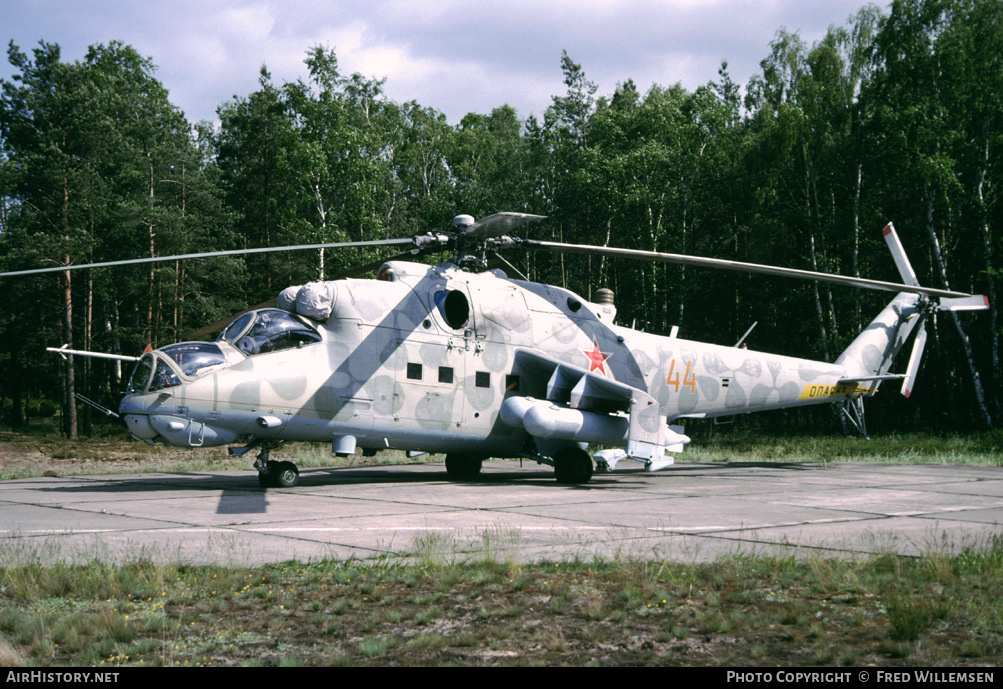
[475,371,490,388]
[407,362,422,380]
[438,366,453,384]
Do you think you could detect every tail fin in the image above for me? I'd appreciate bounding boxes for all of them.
[834,291,923,389]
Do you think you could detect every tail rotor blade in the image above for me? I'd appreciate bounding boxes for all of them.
[881,223,921,286]
[901,321,928,399]
[938,295,990,312]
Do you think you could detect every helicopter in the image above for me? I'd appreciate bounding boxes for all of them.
[14,212,990,487]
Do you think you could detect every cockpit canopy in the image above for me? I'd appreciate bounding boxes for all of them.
[217,308,322,356]
[124,309,322,395]
[126,342,226,393]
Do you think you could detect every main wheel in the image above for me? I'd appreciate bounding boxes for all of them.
[554,448,593,485]
[257,469,274,488]
[273,461,299,488]
[445,454,482,480]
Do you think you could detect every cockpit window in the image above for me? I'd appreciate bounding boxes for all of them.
[126,355,154,393]
[151,359,183,391]
[232,309,321,356]
[149,359,181,391]
[125,355,176,393]
[218,312,254,346]
[160,343,225,378]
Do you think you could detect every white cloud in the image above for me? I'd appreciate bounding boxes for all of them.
[1,0,888,124]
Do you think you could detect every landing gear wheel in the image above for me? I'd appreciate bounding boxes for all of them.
[273,461,299,488]
[257,461,299,488]
[554,448,593,485]
[445,454,482,480]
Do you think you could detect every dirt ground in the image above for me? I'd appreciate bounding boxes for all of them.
[0,425,235,479]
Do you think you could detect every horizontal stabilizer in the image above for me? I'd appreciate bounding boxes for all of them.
[837,374,906,384]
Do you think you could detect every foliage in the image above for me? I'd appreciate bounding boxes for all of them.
[0,0,1001,434]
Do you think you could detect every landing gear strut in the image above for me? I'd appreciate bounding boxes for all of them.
[231,440,299,488]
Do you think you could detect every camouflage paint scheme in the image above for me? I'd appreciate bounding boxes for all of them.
[119,258,923,471]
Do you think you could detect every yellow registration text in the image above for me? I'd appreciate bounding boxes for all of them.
[799,383,875,400]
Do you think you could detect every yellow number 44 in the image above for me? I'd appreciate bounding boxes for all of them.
[667,359,696,393]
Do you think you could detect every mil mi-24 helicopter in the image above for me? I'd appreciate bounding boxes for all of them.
[12,212,989,487]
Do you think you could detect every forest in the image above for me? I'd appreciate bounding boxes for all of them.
[0,0,1000,439]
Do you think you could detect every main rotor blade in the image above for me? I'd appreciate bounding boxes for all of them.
[182,249,422,341]
[0,238,415,278]
[334,249,422,280]
[522,240,977,300]
[486,251,529,281]
[462,212,547,241]
[185,298,278,342]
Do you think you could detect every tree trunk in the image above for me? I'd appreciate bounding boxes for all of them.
[975,135,1000,418]
[61,266,77,439]
[925,197,992,428]
[61,175,77,440]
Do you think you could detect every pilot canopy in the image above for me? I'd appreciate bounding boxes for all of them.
[126,342,226,393]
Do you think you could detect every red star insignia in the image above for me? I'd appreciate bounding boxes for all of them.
[582,339,611,376]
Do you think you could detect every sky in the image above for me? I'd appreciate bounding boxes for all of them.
[2,0,887,126]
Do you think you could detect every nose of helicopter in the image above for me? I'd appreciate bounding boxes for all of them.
[123,413,159,441]
[119,393,241,448]
[119,394,159,442]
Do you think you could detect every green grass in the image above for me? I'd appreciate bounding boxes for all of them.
[2,419,1001,482]
[682,429,1003,466]
[0,419,425,480]
[1,537,1001,667]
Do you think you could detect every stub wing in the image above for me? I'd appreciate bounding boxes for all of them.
[503,349,688,469]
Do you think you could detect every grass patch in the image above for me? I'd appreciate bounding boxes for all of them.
[0,420,424,480]
[1,423,1000,481]
[683,429,1003,466]
[1,539,1001,666]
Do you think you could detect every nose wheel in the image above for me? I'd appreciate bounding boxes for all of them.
[233,441,300,488]
[257,460,299,488]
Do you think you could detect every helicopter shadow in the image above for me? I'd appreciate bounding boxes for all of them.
[24,461,820,522]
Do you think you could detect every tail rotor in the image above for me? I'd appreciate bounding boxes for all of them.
[880,223,989,398]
